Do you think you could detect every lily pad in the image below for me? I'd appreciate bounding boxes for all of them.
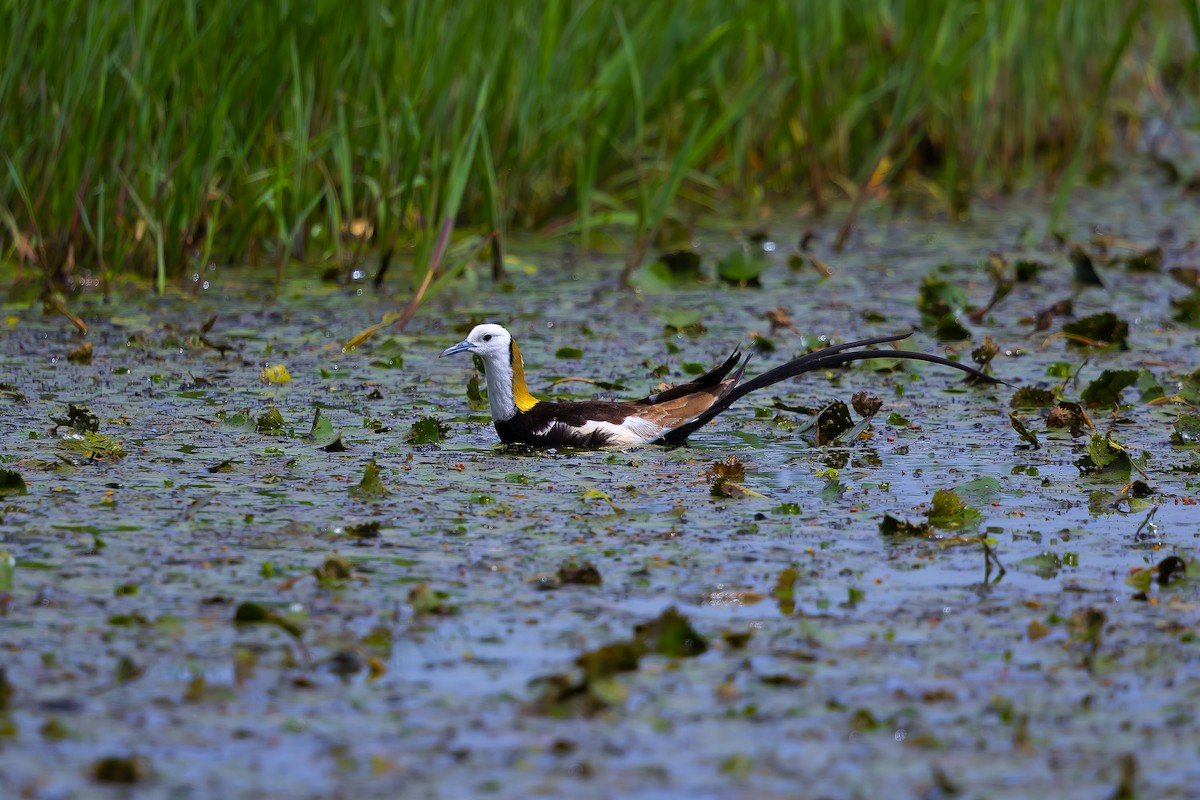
[1172,414,1200,446]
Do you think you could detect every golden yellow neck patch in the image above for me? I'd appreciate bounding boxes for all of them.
[510,340,539,412]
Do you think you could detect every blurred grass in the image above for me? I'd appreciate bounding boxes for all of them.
[1,0,1196,297]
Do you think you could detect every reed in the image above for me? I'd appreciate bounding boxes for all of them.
[0,0,1193,304]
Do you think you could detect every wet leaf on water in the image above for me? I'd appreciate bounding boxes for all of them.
[765,307,797,333]
[1174,290,1200,327]
[60,431,127,460]
[407,416,449,445]
[1080,369,1138,407]
[1126,567,1153,594]
[932,313,971,341]
[1017,551,1062,579]
[67,341,93,364]
[1120,245,1162,272]
[555,346,583,359]
[1069,244,1104,286]
[0,550,13,592]
[955,476,1002,503]
[1030,299,1073,331]
[1169,266,1200,287]
[255,408,286,435]
[970,336,999,371]
[344,521,382,538]
[0,470,26,496]
[1014,259,1046,282]
[723,630,753,649]
[92,755,149,784]
[917,275,970,319]
[465,373,488,409]
[771,567,798,615]
[1061,312,1129,349]
[576,642,641,683]
[50,404,99,433]
[851,392,882,418]
[115,655,144,683]
[557,560,602,586]
[717,245,768,286]
[259,364,292,384]
[1047,401,1092,436]
[1172,414,1200,446]
[661,309,706,336]
[710,456,747,481]
[634,606,707,658]
[1027,619,1049,641]
[407,583,457,616]
[1076,433,1145,479]
[751,333,775,353]
[1066,606,1106,653]
[710,477,767,499]
[813,400,854,445]
[657,249,702,279]
[581,488,622,514]
[349,459,389,499]
[308,409,347,452]
[1010,387,1056,408]
[879,513,933,537]
[1136,369,1165,403]
[927,489,982,530]
[1009,412,1041,449]
[1156,555,1187,586]
[233,601,304,638]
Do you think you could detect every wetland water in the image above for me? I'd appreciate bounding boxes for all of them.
[1,177,1199,798]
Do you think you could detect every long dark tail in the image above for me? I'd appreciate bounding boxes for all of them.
[658,331,1005,445]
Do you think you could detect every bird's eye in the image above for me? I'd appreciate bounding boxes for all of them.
[482,334,492,342]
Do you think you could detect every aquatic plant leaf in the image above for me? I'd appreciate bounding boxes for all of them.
[717,245,768,286]
[879,514,934,537]
[633,606,707,658]
[557,561,602,586]
[1075,433,1144,478]
[581,488,622,513]
[1048,401,1092,436]
[1010,387,1056,409]
[917,275,970,319]
[771,567,798,615]
[1120,245,1162,272]
[955,476,1002,503]
[407,416,449,445]
[1069,245,1104,285]
[927,489,982,529]
[851,392,883,418]
[233,602,303,638]
[1009,412,1041,449]
[407,583,457,616]
[0,550,13,592]
[1136,370,1165,402]
[349,459,388,499]
[1061,312,1129,349]
[259,364,291,384]
[60,431,127,460]
[814,400,854,445]
[1172,414,1200,446]
[1172,289,1200,327]
[308,409,346,451]
[1080,369,1138,407]
[1014,259,1046,282]
[49,404,99,433]
[465,373,487,410]
[577,642,641,683]
[660,309,705,336]
[933,313,972,342]
[657,249,702,279]
[0,470,26,496]
[255,408,286,434]
[555,346,583,359]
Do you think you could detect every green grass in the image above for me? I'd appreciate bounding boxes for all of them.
[1,0,1196,300]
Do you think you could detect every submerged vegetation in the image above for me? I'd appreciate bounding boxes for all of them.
[2,0,1198,301]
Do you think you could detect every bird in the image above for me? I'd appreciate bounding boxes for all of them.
[441,323,1002,448]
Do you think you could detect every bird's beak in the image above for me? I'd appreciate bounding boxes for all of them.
[440,339,474,358]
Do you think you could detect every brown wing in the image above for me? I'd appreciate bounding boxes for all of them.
[635,348,748,405]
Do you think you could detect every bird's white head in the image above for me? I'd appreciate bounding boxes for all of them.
[441,323,537,420]
[439,323,513,362]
